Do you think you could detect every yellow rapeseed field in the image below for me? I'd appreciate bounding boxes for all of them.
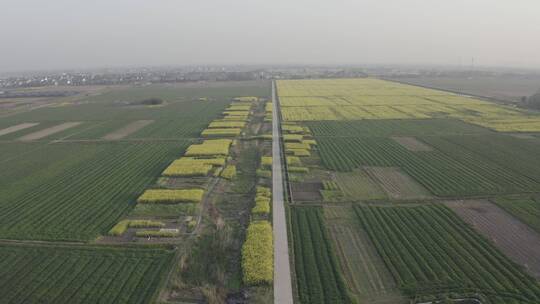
[185,139,232,156]
[137,189,204,204]
[241,220,273,285]
[276,78,540,131]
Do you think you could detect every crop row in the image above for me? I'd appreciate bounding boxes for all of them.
[0,141,184,241]
[0,244,173,304]
[291,207,352,304]
[354,204,540,302]
[316,137,540,196]
[429,134,540,183]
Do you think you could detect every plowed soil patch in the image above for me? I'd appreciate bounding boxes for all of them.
[291,182,322,202]
[391,136,433,151]
[18,122,81,141]
[102,120,154,140]
[445,199,540,279]
[323,206,405,303]
[0,123,39,137]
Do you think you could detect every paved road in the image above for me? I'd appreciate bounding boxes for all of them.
[272,80,294,304]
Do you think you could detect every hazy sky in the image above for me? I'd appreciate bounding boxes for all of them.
[1,0,540,71]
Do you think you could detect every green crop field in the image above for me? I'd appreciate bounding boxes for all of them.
[425,134,540,183]
[316,136,540,196]
[354,204,540,303]
[0,80,273,304]
[0,141,187,241]
[0,244,173,304]
[291,207,352,304]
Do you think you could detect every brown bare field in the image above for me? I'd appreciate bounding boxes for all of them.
[510,133,537,140]
[18,122,82,141]
[444,199,540,279]
[391,136,433,151]
[291,182,323,202]
[102,120,154,140]
[365,167,432,200]
[0,123,39,137]
[323,206,406,304]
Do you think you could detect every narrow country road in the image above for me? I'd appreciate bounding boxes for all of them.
[272,80,294,304]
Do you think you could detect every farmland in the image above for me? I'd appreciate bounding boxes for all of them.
[277,78,540,132]
[390,75,540,104]
[492,196,540,234]
[0,243,173,304]
[276,78,540,304]
[0,141,185,241]
[0,80,273,303]
[1,75,539,304]
[315,136,540,196]
[444,200,540,279]
[291,207,352,304]
[354,204,540,302]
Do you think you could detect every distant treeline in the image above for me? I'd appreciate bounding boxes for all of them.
[524,91,540,110]
[0,91,79,98]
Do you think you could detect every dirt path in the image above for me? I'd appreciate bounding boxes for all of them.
[272,81,294,304]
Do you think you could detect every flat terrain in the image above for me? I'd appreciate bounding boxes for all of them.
[278,78,540,131]
[390,75,540,103]
[335,169,387,201]
[290,207,351,304]
[18,121,82,141]
[445,200,540,279]
[277,78,540,304]
[355,204,540,303]
[0,243,173,304]
[492,196,540,233]
[364,167,431,200]
[324,206,405,304]
[0,122,39,136]
[102,120,154,140]
[0,80,272,304]
[391,136,433,151]
[1,76,539,304]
